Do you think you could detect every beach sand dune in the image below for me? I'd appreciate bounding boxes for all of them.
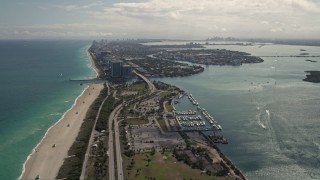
[20,84,103,180]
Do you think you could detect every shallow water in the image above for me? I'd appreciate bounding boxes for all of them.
[0,40,94,179]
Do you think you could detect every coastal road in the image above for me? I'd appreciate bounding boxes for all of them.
[134,71,156,92]
[115,118,124,180]
[80,83,110,180]
[108,103,123,180]
[108,76,156,180]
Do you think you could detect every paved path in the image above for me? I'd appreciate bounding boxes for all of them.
[162,101,171,130]
[80,83,110,180]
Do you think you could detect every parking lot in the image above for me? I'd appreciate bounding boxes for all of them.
[127,123,185,152]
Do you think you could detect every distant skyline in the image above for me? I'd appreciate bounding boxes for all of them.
[1,0,320,39]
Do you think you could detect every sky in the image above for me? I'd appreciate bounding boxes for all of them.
[0,0,320,39]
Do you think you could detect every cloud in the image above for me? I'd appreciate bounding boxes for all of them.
[1,0,320,39]
[0,23,116,39]
[53,1,105,11]
[285,0,320,13]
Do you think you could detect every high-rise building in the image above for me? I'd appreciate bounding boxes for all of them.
[121,65,132,78]
[110,60,122,78]
[109,60,132,79]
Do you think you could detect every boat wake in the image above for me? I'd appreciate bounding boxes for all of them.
[266,110,270,120]
[258,121,266,129]
[256,107,270,130]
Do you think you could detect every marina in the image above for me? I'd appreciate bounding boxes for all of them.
[173,93,227,144]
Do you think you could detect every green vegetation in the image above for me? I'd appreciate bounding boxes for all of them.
[56,88,108,180]
[160,91,171,97]
[123,152,227,180]
[123,106,149,126]
[132,58,204,77]
[126,117,149,126]
[154,48,264,66]
[95,96,115,132]
[164,101,173,112]
[157,116,168,131]
[125,108,141,118]
[88,93,122,179]
[203,134,246,179]
[127,81,148,94]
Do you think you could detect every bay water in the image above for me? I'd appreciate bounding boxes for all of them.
[153,43,320,180]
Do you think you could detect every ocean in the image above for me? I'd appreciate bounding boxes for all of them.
[151,42,320,180]
[0,40,95,180]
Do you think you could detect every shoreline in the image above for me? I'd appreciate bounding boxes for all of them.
[20,45,103,180]
[172,94,246,179]
[20,84,104,179]
[19,85,89,179]
[87,48,99,78]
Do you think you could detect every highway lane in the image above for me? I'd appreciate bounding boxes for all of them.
[79,73,155,180]
[133,71,156,92]
[109,73,156,180]
[108,104,122,180]
[115,117,124,180]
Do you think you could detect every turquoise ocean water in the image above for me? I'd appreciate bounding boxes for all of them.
[0,40,95,180]
[152,43,320,180]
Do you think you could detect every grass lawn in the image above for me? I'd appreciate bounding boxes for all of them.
[123,104,140,118]
[127,117,149,125]
[160,91,171,97]
[164,101,173,112]
[127,82,147,94]
[124,152,227,180]
[157,116,168,131]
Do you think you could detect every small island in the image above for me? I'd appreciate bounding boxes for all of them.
[303,71,320,83]
[130,57,204,77]
[89,40,264,80]
[89,40,205,79]
[153,49,264,66]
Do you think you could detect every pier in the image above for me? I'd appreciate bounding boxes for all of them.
[173,94,223,132]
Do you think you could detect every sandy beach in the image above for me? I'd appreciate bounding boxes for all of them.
[87,50,99,78]
[20,84,103,180]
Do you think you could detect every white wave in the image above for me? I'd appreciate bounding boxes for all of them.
[19,85,90,180]
[266,110,270,121]
[258,121,266,129]
[86,49,98,78]
[49,112,62,116]
[276,82,318,89]
[256,111,266,129]
[255,108,270,130]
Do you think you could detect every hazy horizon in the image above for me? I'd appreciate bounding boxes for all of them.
[1,0,320,40]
